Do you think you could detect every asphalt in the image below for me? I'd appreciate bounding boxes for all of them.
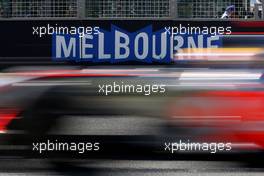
[0,159,263,176]
[1,116,263,175]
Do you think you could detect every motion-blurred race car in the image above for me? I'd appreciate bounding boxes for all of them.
[0,65,264,162]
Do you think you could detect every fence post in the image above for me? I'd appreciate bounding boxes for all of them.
[170,0,178,20]
[77,0,86,19]
[262,3,264,19]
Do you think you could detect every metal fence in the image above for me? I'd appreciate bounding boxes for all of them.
[0,0,77,18]
[85,0,170,18]
[0,0,261,19]
[177,0,253,19]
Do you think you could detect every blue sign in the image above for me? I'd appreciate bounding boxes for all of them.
[52,25,222,63]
